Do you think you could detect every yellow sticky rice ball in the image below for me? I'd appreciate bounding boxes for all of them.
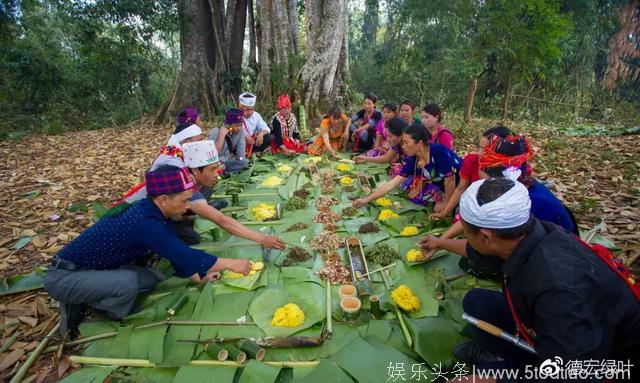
[400,226,419,236]
[251,261,264,271]
[378,209,400,221]
[271,303,305,327]
[336,163,352,172]
[405,249,424,262]
[375,197,393,207]
[391,285,421,312]
[304,156,322,164]
[262,175,283,187]
[277,164,293,173]
[226,271,246,279]
[340,176,354,185]
[252,203,276,221]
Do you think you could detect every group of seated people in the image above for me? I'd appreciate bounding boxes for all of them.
[43,91,639,380]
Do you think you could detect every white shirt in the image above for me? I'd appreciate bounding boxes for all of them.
[242,112,270,137]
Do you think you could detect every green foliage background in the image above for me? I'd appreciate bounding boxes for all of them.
[0,0,638,139]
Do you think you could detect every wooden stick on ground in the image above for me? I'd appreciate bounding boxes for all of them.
[9,323,59,383]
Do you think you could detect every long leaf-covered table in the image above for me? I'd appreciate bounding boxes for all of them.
[64,154,500,383]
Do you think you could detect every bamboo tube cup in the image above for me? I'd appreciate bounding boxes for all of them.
[237,339,265,361]
[340,296,362,322]
[205,342,229,361]
[224,344,247,363]
[338,284,357,299]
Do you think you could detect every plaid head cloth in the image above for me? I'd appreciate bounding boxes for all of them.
[144,167,195,197]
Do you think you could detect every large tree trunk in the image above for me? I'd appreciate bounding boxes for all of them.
[256,0,273,100]
[248,0,258,69]
[464,77,478,124]
[255,0,298,99]
[156,0,224,123]
[299,0,349,118]
[287,0,300,55]
[362,0,378,47]
[224,0,248,97]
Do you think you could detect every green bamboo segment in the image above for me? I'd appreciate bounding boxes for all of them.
[325,280,333,334]
[369,295,382,319]
[166,293,188,317]
[205,342,228,361]
[224,344,247,363]
[237,339,265,361]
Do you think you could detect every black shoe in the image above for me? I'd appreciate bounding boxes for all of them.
[210,200,228,210]
[453,341,503,365]
[59,303,87,339]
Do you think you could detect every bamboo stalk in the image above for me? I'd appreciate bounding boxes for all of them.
[70,355,320,369]
[166,293,188,317]
[356,262,397,279]
[0,331,19,353]
[242,221,283,226]
[10,323,59,383]
[43,320,255,354]
[380,270,413,348]
[70,356,154,367]
[325,280,333,334]
[445,272,468,282]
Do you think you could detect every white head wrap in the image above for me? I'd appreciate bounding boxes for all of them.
[460,179,531,229]
[239,92,256,107]
[182,140,219,168]
[168,124,203,148]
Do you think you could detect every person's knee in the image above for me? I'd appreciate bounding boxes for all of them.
[462,288,492,317]
[109,270,142,299]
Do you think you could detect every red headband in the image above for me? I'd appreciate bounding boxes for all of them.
[480,135,534,170]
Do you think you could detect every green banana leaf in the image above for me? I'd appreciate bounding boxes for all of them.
[221,268,266,290]
[329,337,428,382]
[0,268,45,296]
[279,266,324,285]
[387,261,440,318]
[238,360,282,383]
[173,366,236,383]
[248,283,325,337]
[406,315,468,367]
[295,360,354,383]
[122,367,177,383]
[61,366,117,383]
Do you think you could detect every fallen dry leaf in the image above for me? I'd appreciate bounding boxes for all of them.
[0,348,24,372]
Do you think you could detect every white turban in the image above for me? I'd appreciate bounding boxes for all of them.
[459,179,531,229]
[168,124,203,148]
[182,140,219,168]
[239,92,256,107]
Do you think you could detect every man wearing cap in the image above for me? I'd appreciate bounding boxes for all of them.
[440,178,640,382]
[168,108,206,149]
[177,140,286,249]
[238,92,272,156]
[44,166,252,338]
[209,108,249,173]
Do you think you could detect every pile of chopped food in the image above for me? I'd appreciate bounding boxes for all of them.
[315,196,338,210]
[251,203,277,221]
[316,259,352,285]
[284,222,308,233]
[281,246,312,266]
[311,231,344,252]
[365,243,399,266]
[261,175,284,187]
[358,222,381,234]
[284,196,307,211]
[391,285,421,312]
[313,209,340,224]
[271,303,305,327]
[378,209,400,221]
[400,226,419,236]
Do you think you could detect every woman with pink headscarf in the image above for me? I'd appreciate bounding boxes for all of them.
[270,95,306,155]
